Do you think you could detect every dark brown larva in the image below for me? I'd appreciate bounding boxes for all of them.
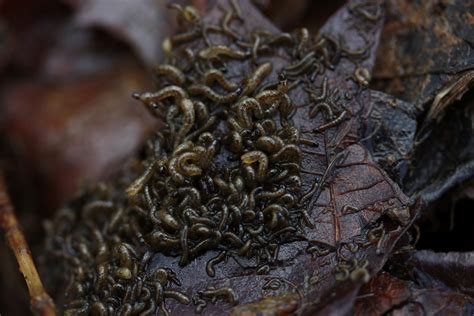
[313,110,348,133]
[198,45,248,60]
[220,8,240,40]
[201,69,238,91]
[205,251,227,277]
[240,62,273,96]
[154,64,186,86]
[199,286,238,306]
[188,84,241,104]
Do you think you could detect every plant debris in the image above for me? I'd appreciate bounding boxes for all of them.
[0,171,56,315]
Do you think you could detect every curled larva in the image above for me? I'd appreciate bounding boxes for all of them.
[241,151,269,182]
[175,98,195,147]
[220,9,240,40]
[132,85,187,107]
[256,136,284,153]
[201,69,238,91]
[271,144,301,163]
[200,286,239,306]
[188,84,241,104]
[240,62,273,96]
[234,97,263,128]
[158,208,181,231]
[176,152,203,177]
[313,110,348,133]
[193,101,209,124]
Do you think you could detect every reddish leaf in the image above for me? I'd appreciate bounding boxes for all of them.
[2,60,157,210]
[354,271,474,315]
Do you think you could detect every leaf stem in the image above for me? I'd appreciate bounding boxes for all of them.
[0,171,56,316]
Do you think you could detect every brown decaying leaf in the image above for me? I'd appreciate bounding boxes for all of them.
[407,250,474,297]
[2,59,157,210]
[372,0,474,110]
[366,0,474,205]
[65,0,178,67]
[354,271,474,315]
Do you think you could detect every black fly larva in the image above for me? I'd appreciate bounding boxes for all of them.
[305,76,328,102]
[241,151,269,182]
[205,251,227,277]
[220,8,240,40]
[339,35,372,60]
[188,84,241,104]
[240,62,273,96]
[256,135,285,153]
[154,64,186,86]
[300,151,347,204]
[199,286,239,306]
[353,67,371,87]
[313,110,348,133]
[230,0,243,21]
[348,1,382,22]
[170,28,202,45]
[132,85,187,107]
[176,151,203,177]
[234,97,263,128]
[198,45,248,60]
[271,144,301,163]
[201,69,238,91]
[175,98,196,146]
[251,34,261,63]
[283,51,316,77]
[192,100,209,124]
[125,160,158,198]
[167,4,200,24]
[308,101,334,120]
[295,28,310,57]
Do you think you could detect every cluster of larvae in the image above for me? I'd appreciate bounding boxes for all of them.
[43,1,371,314]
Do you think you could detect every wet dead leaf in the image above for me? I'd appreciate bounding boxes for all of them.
[407,250,474,297]
[354,271,474,315]
[366,0,474,202]
[65,0,178,66]
[372,0,474,110]
[2,60,156,210]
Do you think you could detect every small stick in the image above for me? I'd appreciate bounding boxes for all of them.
[0,171,56,316]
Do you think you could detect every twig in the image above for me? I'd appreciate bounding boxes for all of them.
[0,171,56,316]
